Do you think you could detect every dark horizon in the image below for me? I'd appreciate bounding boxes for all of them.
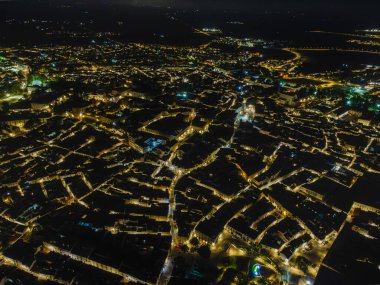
[7,0,380,11]
[3,0,380,25]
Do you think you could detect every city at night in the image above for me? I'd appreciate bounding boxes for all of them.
[0,0,380,284]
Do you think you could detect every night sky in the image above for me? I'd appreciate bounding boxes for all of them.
[4,0,378,18]
[91,0,379,10]
[10,0,378,10]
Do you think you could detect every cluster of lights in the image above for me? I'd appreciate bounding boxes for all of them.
[176,91,190,100]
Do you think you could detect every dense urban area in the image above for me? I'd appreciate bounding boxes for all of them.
[1,2,380,285]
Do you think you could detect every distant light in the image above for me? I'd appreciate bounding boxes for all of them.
[176,91,189,100]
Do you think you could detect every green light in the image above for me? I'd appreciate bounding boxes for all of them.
[32,79,43,87]
[251,263,262,277]
[30,75,45,87]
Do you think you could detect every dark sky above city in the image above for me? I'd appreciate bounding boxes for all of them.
[11,0,377,10]
[69,0,379,18]
[92,0,378,9]
[6,0,378,17]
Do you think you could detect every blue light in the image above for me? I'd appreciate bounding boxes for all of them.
[78,221,100,232]
[251,264,262,278]
[144,138,164,153]
[31,79,43,87]
[176,91,192,100]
